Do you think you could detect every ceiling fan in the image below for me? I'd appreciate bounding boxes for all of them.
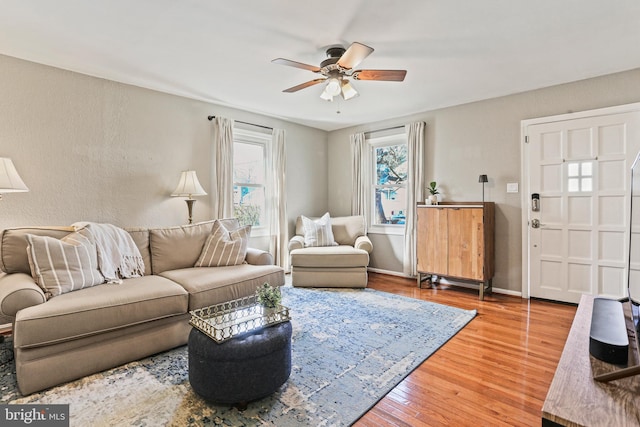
[272,42,407,101]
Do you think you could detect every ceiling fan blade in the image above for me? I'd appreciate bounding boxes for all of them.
[283,79,326,93]
[272,58,321,73]
[337,42,374,70]
[352,69,407,82]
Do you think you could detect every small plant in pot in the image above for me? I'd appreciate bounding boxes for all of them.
[428,181,440,204]
[256,283,282,313]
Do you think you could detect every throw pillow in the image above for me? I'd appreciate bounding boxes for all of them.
[194,220,251,267]
[301,212,338,247]
[26,229,105,299]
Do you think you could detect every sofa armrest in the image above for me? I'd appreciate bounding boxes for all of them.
[0,273,46,318]
[288,235,304,251]
[245,248,274,266]
[355,236,373,253]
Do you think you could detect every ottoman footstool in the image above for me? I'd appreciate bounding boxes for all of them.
[188,321,292,408]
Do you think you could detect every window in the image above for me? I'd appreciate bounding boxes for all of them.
[233,128,269,231]
[568,161,593,192]
[370,134,408,229]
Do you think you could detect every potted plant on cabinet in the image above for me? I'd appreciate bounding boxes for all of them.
[428,181,440,205]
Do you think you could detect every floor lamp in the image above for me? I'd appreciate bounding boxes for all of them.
[171,171,207,224]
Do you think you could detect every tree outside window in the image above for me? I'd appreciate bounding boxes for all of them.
[233,136,267,228]
[374,144,407,225]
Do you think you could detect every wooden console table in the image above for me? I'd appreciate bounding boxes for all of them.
[542,294,640,426]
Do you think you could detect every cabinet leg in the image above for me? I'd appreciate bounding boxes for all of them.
[417,273,433,289]
[479,279,493,301]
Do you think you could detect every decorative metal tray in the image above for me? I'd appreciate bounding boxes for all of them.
[189,294,290,343]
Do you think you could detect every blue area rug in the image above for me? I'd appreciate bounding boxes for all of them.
[0,287,476,426]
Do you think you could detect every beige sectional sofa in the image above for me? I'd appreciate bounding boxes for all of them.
[0,219,284,395]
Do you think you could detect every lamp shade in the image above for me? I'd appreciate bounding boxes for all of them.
[341,80,358,100]
[478,174,488,183]
[325,77,342,96]
[0,158,29,193]
[171,171,207,198]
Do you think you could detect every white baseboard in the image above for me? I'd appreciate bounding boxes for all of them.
[367,267,412,278]
[367,269,523,297]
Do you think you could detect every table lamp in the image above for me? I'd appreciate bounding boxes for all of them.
[478,174,488,203]
[0,157,29,200]
[171,170,207,224]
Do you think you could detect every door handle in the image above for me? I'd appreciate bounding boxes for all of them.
[531,219,545,228]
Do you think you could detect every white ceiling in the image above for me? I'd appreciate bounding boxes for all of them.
[1,1,639,131]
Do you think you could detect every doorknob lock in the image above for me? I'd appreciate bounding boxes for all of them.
[531,219,542,228]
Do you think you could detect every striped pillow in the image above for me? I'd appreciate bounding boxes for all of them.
[301,213,338,247]
[195,220,251,267]
[26,230,105,299]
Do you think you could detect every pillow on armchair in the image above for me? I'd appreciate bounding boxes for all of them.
[301,213,338,247]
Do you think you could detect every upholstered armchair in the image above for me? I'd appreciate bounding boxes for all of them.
[288,214,373,288]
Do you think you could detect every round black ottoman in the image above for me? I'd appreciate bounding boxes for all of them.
[188,321,292,407]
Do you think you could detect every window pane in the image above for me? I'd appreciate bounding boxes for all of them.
[581,177,593,192]
[373,186,406,225]
[233,186,264,226]
[568,178,580,192]
[581,162,592,176]
[568,163,579,177]
[376,145,408,186]
[233,143,265,184]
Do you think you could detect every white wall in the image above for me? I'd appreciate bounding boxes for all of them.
[0,54,327,249]
[328,68,640,293]
[4,52,640,296]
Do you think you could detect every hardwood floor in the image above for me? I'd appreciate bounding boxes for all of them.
[354,273,576,427]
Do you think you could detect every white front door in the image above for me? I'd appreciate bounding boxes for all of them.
[524,107,640,303]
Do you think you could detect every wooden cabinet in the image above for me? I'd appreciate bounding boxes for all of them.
[416,202,495,300]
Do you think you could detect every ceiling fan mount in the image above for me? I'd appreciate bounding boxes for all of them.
[320,46,346,69]
[272,42,407,101]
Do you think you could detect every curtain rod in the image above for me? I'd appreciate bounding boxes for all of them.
[207,115,273,131]
[364,124,406,135]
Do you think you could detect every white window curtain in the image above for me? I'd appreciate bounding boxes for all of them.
[268,129,288,270]
[403,122,425,276]
[350,132,369,217]
[211,116,235,219]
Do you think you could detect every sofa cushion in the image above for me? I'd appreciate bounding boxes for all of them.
[331,216,366,246]
[13,275,188,349]
[295,215,366,246]
[290,246,370,268]
[124,228,152,276]
[149,219,239,274]
[301,213,337,247]
[195,220,250,267]
[160,264,284,310]
[26,230,105,299]
[1,227,75,274]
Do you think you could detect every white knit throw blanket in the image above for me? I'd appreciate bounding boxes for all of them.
[73,222,145,284]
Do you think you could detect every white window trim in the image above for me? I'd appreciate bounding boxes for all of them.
[233,127,271,237]
[367,132,407,236]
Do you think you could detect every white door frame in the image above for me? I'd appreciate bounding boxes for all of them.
[521,102,640,299]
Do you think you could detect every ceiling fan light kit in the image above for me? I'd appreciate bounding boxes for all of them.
[272,42,406,102]
[325,77,342,97]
